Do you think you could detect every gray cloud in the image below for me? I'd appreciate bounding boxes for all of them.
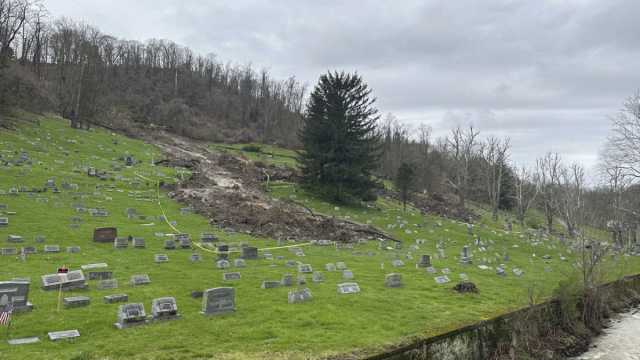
[43,0,640,173]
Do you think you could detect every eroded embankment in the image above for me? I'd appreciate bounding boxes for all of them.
[366,274,640,360]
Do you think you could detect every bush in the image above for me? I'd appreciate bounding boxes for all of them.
[242,145,262,153]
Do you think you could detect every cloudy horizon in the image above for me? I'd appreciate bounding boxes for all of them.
[43,0,640,176]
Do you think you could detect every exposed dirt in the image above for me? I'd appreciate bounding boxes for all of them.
[136,130,398,242]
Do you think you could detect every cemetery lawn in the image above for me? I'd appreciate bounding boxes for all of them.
[1,114,639,360]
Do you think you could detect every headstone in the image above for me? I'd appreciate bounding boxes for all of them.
[261,280,280,289]
[41,270,87,291]
[434,275,451,284]
[496,267,506,276]
[81,263,108,270]
[241,246,258,260]
[281,274,294,287]
[298,264,313,274]
[1,248,17,256]
[113,238,128,249]
[223,272,241,281]
[217,244,229,259]
[104,294,128,304]
[288,288,313,304]
[285,260,297,267]
[151,297,180,321]
[297,274,307,285]
[513,268,524,277]
[63,296,90,308]
[391,259,405,267]
[232,258,246,267]
[43,245,60,253]
[48,330,80,341]
[337,282,361,294]
[460,245,472,264]
[114,303,147,329]
[201,233,218,243]
[312,272,324,283]
[0,217,8,226]
[0,280,33,311]
[201,287,235,316]
[190,253,201,262]
[132,238,145,248]
[67,246,81,253]
[7,235,23,243]
[216,259,230,269]
[97,279,118,290]
[154,254,169,263]
[417,255,431,268]
[342,270,354,280]
[164,239,176,250]
[336,262,347,271]
[385,273,403,288]
[7,337,40,345]
[179,237,192,249]
[130,274,151,286]
[21,246,36,255]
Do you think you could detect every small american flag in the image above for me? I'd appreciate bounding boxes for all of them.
[0,303,13,326]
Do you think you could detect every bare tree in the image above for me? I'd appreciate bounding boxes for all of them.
[603,92,640,180]
[447,125,479,208]
[559,163,585,237]
[480,136,511,221]
[514,166,539,227]
[535,152,562,233]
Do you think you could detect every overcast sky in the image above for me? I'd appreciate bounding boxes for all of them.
[43,0,640,173]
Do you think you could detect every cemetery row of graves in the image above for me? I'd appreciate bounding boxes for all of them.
[1,114,639,359]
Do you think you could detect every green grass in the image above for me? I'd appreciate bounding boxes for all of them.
[209,143,298,168]
[0,114,638,360]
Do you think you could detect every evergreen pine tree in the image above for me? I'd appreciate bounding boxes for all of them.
[298,71,381,202]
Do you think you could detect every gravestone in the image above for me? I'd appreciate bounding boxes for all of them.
[201,287,235,316]
[7,235,23,243]
[151,297,180,321]
[325,263,336,271]
[115,303,147,329]
[63,296,90,308]
[281,274,294,287]
[223,272,241,281]
[216,259,230,269]
[241,246,258,260]
[41,270,87,291]
[48,330,80,341]
[81,263,108,270]
[43,245,60,253]
[261,280,280,289]
[88,271,112,280]
[385,273,403,288]
[217,244,229,260]
[104,294,128,304]
[7,337,40,345]
[164,239,176,250]
[34,235,45,243]
[496,267,506,276]
[179,237,192,249]
[132,238,145,248]
[94,227,117,243]
[1,248,16,256]
[342,270,354,280]
[97,279,118,290]
[288,288,313,304]
[391,259,405,267]
[460,245,472,264]
[154,254,169,263]
[190,253,201,262]
[312,272,324,283]
[285,260,297,267]
[417,255,431,268]
[0,217,8,226]
[297,274,307,285]
[67,246,81,253]
[434,275,451,284]
[233,258,246,268]
[201,233,218,243]
[298,264,313,274]
[336,262,347,271]
[513,268,524,277]
[0,280,33,311]
[130,274,151,286]
[21,246,36,255]
[337,282,361,294]
[113,238,128,249]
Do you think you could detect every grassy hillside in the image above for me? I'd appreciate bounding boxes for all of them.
[0,114,636,360]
